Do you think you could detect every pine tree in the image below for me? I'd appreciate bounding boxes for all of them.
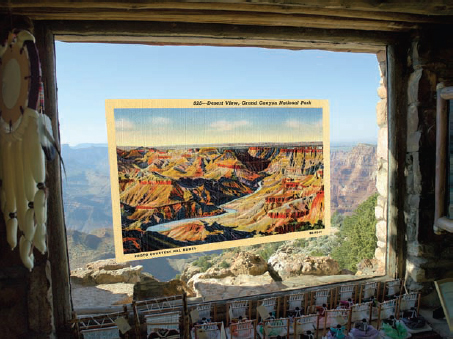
[331,194,378,271]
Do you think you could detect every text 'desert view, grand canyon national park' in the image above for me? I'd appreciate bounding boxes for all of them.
[106,100,330,262]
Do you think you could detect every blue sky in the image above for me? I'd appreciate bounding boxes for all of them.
[56,42,380,146]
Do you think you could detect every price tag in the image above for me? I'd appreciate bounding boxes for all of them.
[221,322,226,339]
[191,309,200,323]
[229,306,234,321]
[257,305,270,320]
[197,328,208,339]
[114,316,131,334]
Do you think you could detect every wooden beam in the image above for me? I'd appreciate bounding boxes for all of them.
[387,43,409,279]
[56,36,382,53]
[34,22,74,338]
[49,20,400,53]
[1,8,422,32]
[4,1,453,24]
[2,0,453,17]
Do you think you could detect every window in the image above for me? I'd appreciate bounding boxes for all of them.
[56,43,384,307]
[435,84,453,233]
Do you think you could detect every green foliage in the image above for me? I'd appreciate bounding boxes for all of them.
[174,274,181,280]
[258,241,282,261]
[219,260,230,269]
[331,194,378,271]
[192,256,213,272]
[293,238,307,248]
[331,212,345,228]
[309,250,325,257]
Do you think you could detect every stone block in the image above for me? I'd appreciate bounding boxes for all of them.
[376,99,387,127]
[408,69,437,105]
[374,246,386,263]
[376,169,388,198]
[377,241,386,248]
[377,85,387,100]
[407,242,435,258]
[409,194,420,208]
[406,279,424,292]
[376,220,387,242]
[408,69,423,104]
[375,205,384,220]
[406,260,427,282]
[407,104,419,135]
[377,195,387,208]
[406,210,419,242]
[407,131,421,153]
[377,126,388,160]
[412,152,422,194]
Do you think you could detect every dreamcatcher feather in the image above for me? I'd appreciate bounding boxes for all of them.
[0,30,57,270]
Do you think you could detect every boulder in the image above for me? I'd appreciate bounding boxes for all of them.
[229,252,268,276]
[268,252,340,278]
[134,275,195,300]
[71,267,95,285]
[91,265,143,284]
[86,258,128,271]
[355,258,385,276]
[70,259,143,285]
[188,272,283,301]
[180,264,203,282]
[198,267,233,280]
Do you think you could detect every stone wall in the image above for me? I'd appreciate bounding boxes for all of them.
[374,50,388,269]
[403,29,453,291]
[373,31,453,292]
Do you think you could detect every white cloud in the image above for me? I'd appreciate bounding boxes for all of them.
[210,119,250,131]
[284,119,303,129]
[284,119,322,129]
[151,116,171,125]
[115,118,135,131]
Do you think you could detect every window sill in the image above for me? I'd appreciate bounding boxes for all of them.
[434,217,453,234]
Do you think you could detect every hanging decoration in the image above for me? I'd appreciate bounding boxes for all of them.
[0,29,56,271]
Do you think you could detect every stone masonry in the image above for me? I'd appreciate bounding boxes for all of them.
[374,50,388,270]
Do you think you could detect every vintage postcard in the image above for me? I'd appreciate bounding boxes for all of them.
[106,99,330,261]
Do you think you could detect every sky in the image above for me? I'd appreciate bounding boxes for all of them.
[114,106,323,147]
[55,42,381,146]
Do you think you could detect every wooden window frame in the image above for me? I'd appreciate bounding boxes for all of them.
[434,84,453,233]
[32,19,402,334]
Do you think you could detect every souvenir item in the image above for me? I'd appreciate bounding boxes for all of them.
[0,30,56,270]
[106,99,330,261]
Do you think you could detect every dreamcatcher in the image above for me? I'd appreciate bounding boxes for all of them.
[0,30,56,270]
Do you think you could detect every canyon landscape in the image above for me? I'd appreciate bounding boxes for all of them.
[63,143,376,281]
[117,143,326,254]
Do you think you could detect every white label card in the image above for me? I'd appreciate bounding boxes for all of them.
[191,309,200,323]
[114,316,131,334]
[257,305,270,320]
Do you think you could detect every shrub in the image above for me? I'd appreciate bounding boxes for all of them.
[219,260,230,269]
[258,241,282,261]
[192,256,213,272]
[309,250,325,257]
[331,194,378,272]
